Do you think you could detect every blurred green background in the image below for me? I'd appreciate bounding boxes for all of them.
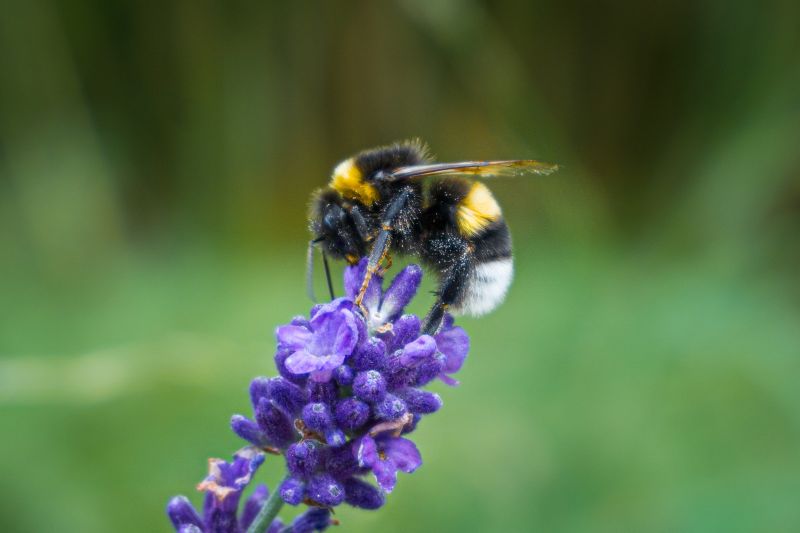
[1,1,799,532]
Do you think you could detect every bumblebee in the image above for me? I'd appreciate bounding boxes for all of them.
[308,140,557,334]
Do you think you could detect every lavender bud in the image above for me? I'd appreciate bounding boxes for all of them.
[333,364,354,386]
[353,370,387,403]
[267,377,307,415]
[255,398,296,448]
[231,414,271,447]
[324,428,347,447]
[413,351,446,387]
[302,402,333,431]
[307,380,337,404]
[307,473,345,507]
[397,388,443,414]
[334,398,370,431]
[343,478,386,510]
[279,475,306,505]
[350,337,385,371]
[374,393,408,421]
[290,315,311,328]
[249,377,271,408]
[382,314,420,352]
[399,335,437,366]
[286,440,320,476]
[166,496,203,530]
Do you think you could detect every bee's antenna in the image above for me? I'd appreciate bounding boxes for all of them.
[306,239,318,302]
[307,236,336,303]
[322,251,335,301]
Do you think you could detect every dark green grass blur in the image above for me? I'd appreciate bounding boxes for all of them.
[1,1,799,532]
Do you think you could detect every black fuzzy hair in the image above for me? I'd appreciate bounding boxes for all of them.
[353,139,432,178]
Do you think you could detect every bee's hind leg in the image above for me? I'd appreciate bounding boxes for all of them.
[422,253,472,335]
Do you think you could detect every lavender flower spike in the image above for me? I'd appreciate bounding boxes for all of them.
[170,259,472,531]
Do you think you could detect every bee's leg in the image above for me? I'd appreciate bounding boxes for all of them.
[322,251,335,300]
[350,205,371,242]
[422,252,472,335]
[355,229,391,309]
[355,188,413,309]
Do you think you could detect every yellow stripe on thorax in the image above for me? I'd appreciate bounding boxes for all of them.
[456,182,502,236]
[331,158,379,206]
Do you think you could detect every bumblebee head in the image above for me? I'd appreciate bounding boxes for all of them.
[310,188,367,262]
[330,158,380,207]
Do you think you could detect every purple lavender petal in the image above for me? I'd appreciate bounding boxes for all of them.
[343,259,368,300]
[331,311,359,358]
[372,457,398,493]
[438,373,460,387]
[356,434,378,468]
[275,325,313,350]
[383,437,422,473]
[179,525,203,533]
[435,323,469,374]
[239,484,269,531]
[343,477,386,510]
[279,475,306,505]
[378,264,422,321]
[307,473,345,506]
[353,370,387,403]
[166,496,204,530]
[285,349,322,375]
[203,493,238,533]
[343,259,381,313]
[399,335,437,366]
[275,348,307,385]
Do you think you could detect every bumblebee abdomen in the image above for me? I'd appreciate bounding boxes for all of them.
[454,257,514,316]
[453,220,513,317]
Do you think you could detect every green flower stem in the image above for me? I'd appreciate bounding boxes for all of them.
[246,474,289,533]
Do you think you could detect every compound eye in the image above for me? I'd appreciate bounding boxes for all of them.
[323,204,346,232]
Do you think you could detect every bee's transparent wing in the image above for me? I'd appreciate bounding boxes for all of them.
[388,159,559,180]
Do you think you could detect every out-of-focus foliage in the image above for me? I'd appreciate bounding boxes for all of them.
[1,1,798,532]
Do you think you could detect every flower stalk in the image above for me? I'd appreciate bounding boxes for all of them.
[245,475,288,533]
